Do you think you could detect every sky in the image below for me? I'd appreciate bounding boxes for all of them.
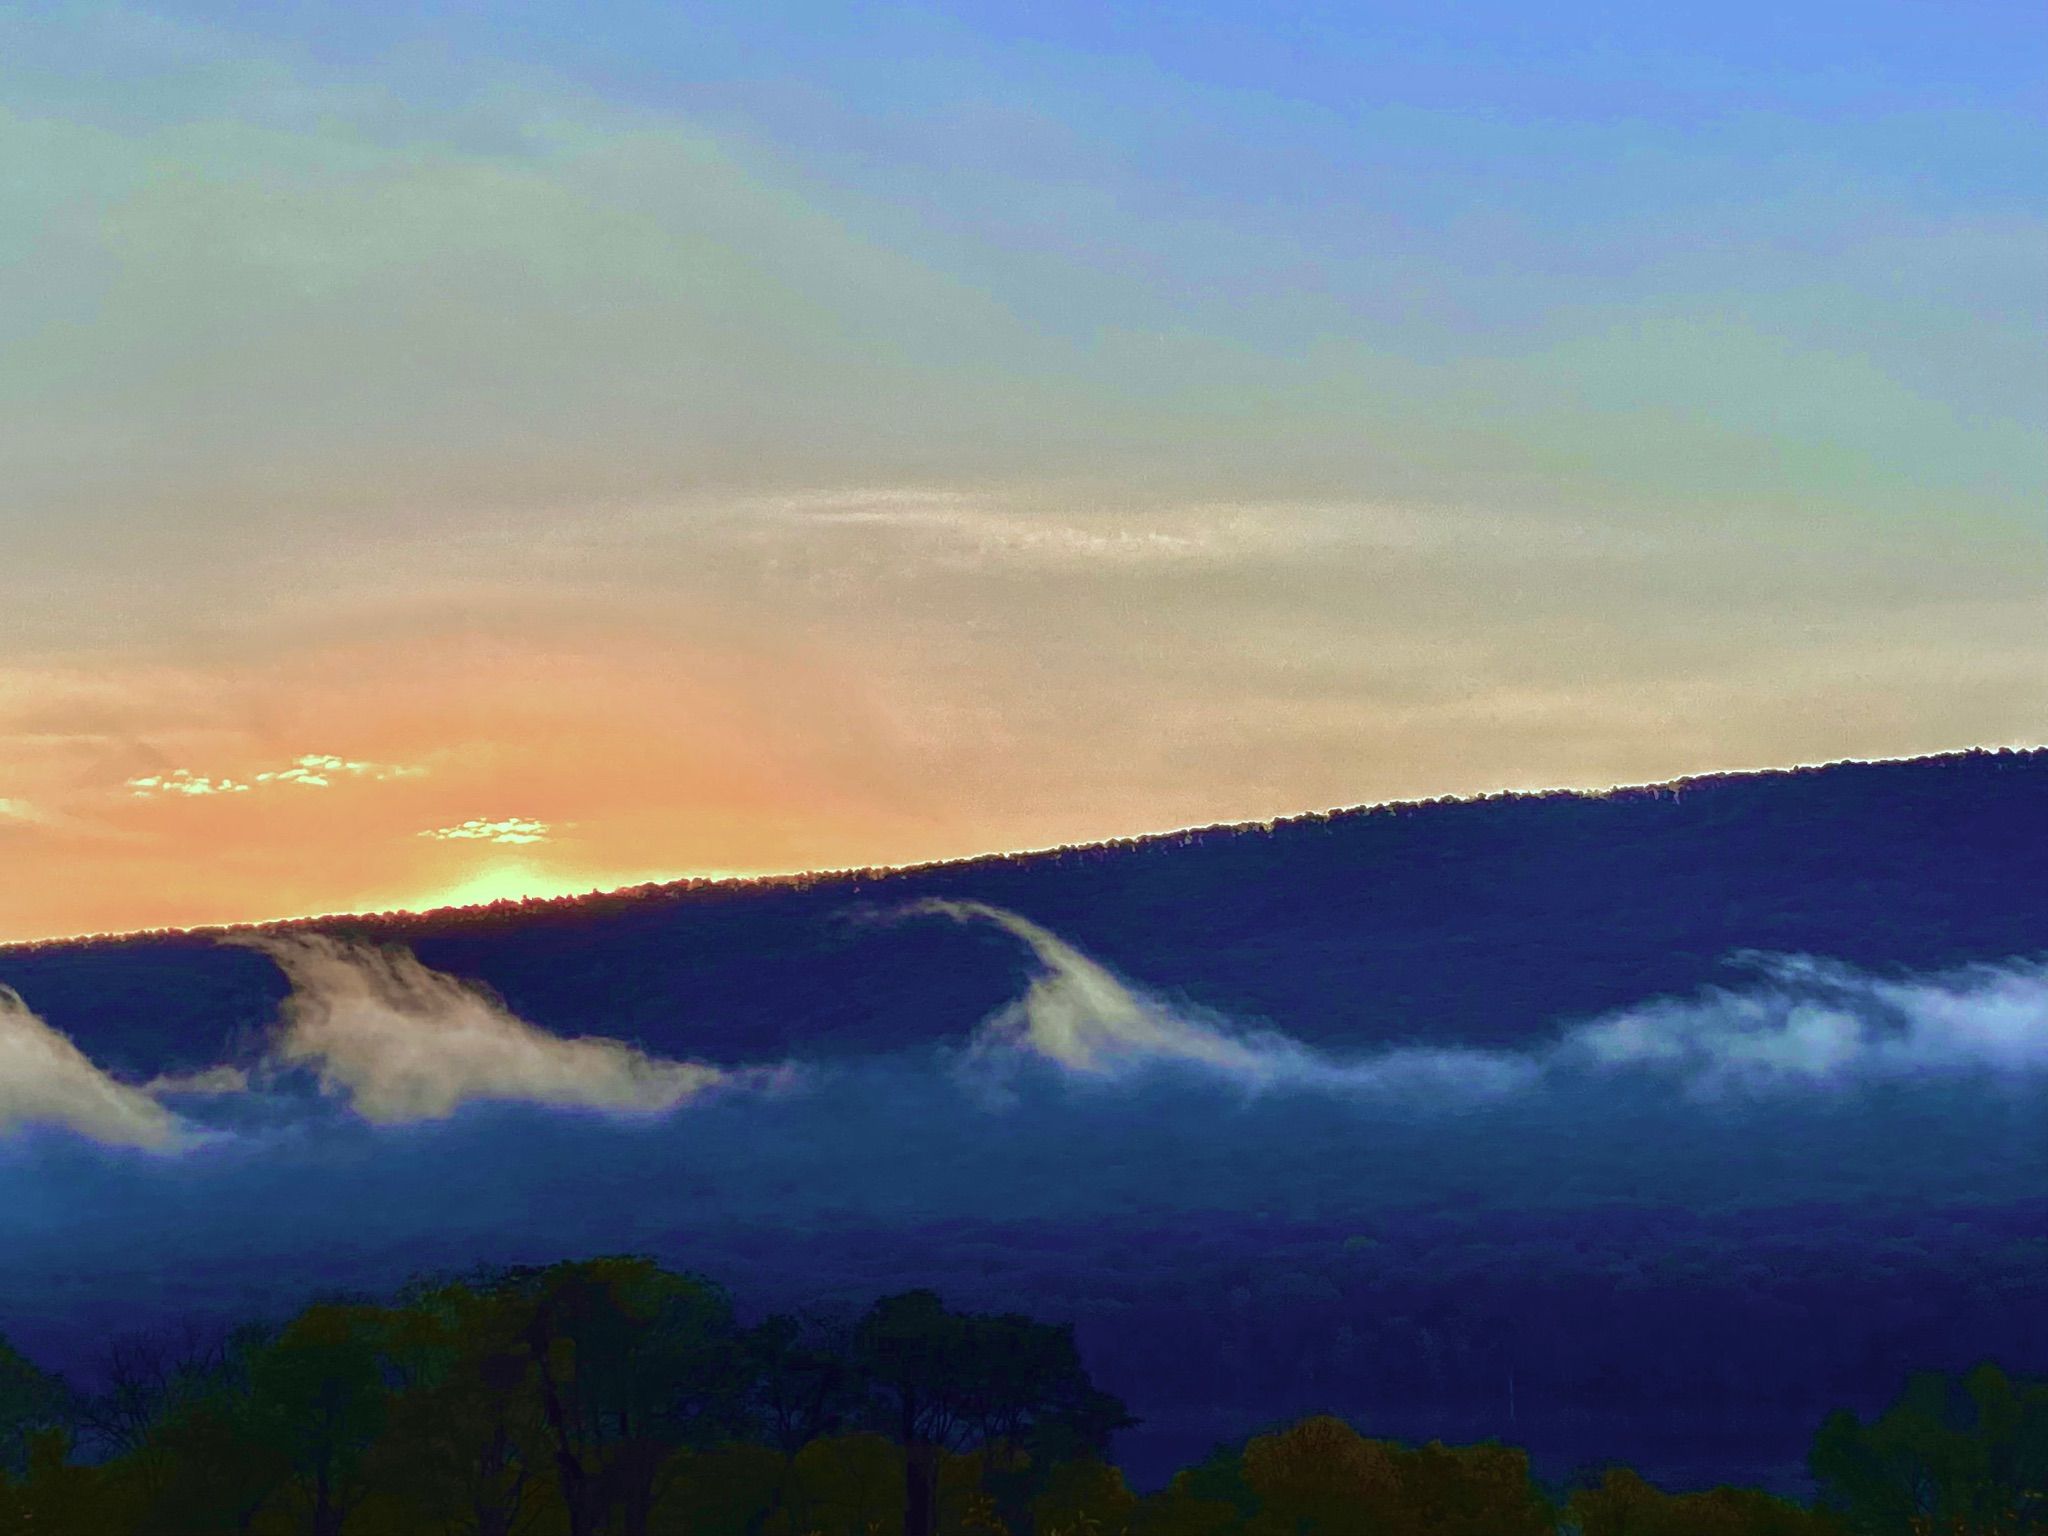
[1,0,2043,941]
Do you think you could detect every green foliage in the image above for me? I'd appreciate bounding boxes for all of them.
[856,1290,1134,1536]
[1567,1466,1848,1535]
[365,1279,554,1536]
[1032,1457,1136,1536]
[780,1432,906,1536]
[0,1335,68,1476]
[0,1429,152,1536]
[247,1303,394,1536]
[501,1256,745,1536]
[1239,1416,1551,1536]
[0,1271,2037,1536]
[749,1311,864,1455]
[1810,1363,2048,1535]
[655,1442,787,1536]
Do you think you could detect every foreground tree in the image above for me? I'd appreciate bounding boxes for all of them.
[0,1334,68,1477]
[1567,1466,1847,1535]
[0,1427,156,1536]
[747,1308,864,1456]
[511,1256,746,1536]
[1240,1415,1551,1536]
[133,1331,288,1536]
[246,1304,394,1536]
[856,1291,1131,1536]
[1810,1363,2048,1535]
[371,1278,555,1536]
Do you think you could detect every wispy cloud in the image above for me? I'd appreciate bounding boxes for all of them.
[772,491,1332,572]
[141,1065,252,1097]
[420,817,551,846]
[230,933,725,1121]
[0,985,183,1150]
[128,753,420,799]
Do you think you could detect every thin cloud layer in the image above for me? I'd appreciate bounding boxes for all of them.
[0,985,182,1150]
[6,903,2043,1159]
[233,933,722,1122]
[913,901,2048,1101]
[1561,952,2048,1094]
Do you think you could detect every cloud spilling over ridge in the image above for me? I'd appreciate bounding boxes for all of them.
[0,985,181,1149]
[1561,952,2048,1094]
[232,934,725,1122]
[907,899,1280,1076]
[908,902,2048,1100]
[905,900,1532,1097]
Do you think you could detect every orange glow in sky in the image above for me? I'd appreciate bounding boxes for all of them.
[4,7,2043,942]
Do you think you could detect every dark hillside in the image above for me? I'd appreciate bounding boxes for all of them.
[7,748,2047,1075]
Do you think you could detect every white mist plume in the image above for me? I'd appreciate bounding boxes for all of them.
[232,934,725,1122]
[906,900,1533,1097]
[1560,952,2048,1094]
[908,899,1279,1077]
[0,985,182,1149]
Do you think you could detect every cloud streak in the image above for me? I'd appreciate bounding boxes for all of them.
[231,933,723,1122]
[0,986,182,1150]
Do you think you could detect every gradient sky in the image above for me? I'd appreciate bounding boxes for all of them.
[2,1,2043,940]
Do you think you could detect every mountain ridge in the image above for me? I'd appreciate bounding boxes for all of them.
[6,743,2035,951]
[6,745,2047,1079]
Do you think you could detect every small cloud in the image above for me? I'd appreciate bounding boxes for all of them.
[421,816,552,846]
